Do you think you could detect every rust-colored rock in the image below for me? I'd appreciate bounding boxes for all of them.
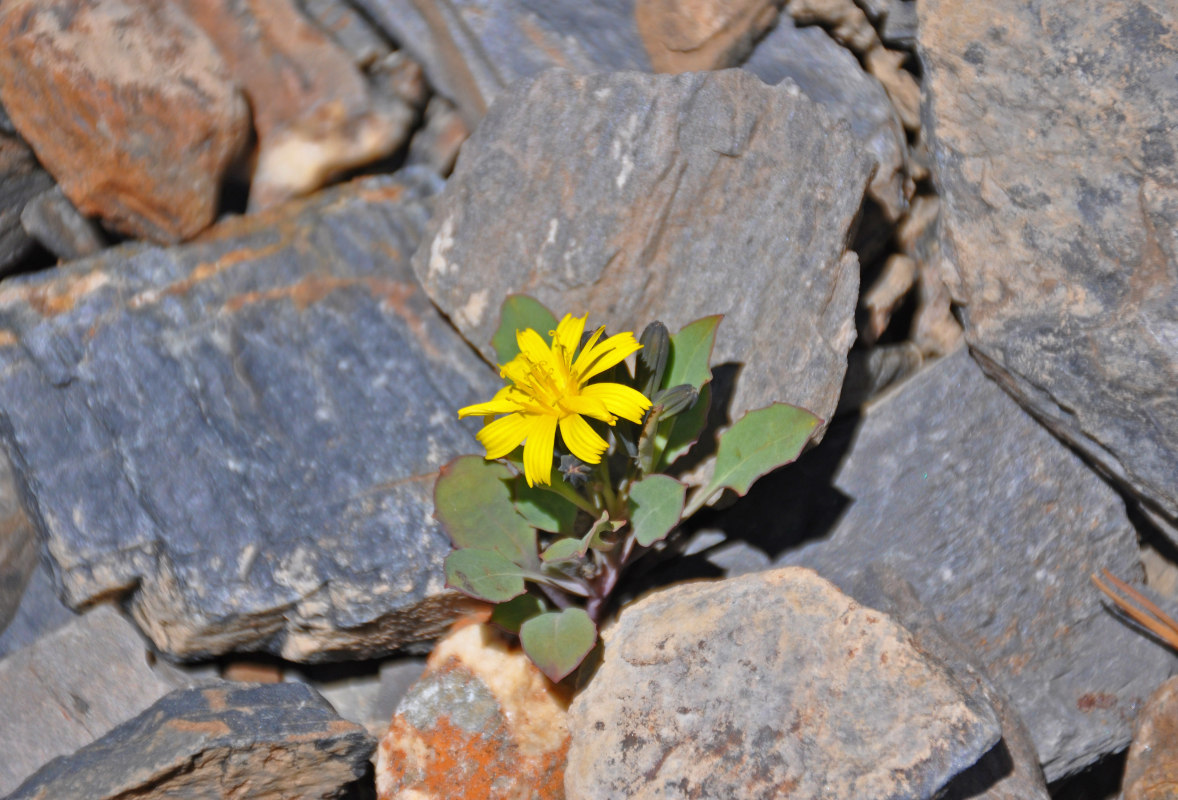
[0,0,250,243]
[636,0,784,72]
[376,622,570,800]
[1124,676,1178,800]
[175,0,415,211]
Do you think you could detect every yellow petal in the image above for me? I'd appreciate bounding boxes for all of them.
[523,415,558,487]
[562,393,614,422]
[458,388,523,419]
[581,382,651,423]
[560,414,608,464]
[553,314,586,361]
[477,413,531,459]
[574,332,642,381]
[516,327,557,366]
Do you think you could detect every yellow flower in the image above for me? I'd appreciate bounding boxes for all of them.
[458,314,652,487]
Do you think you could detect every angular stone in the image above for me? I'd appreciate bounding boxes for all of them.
[0,171,500,662]
[1123,676,1178,800]
[298,0,393,67]
[852,565,1050,800]
[918,0,1178,527]
[743,13,908,219]
[0,134,54,274]
[414,69,869,438]
[0,557,78,660]
[351,0,650,127]
[406,97,469,177]
[0,0,250,243]
[0,605,194,796]
[777,348,1177,779]
[376,622,570,800]
[566,567,1001,799]
[174,0,414,212]
[6,682,373,800]
[635,0,782,73]
[20,186,107,262]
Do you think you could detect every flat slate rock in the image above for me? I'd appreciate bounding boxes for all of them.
[0,134,54,274]
[918,0,1178,528]
[853,564,1050,800]
[778,348,1177,780]
[0,170,499,663]
[414,69,869,437]
[566,567,1001,799]
[352,0,650,127]
[743,13,908,220]
[6,682,373,800]
[0,604,193,796]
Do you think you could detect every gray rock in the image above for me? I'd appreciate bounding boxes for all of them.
[0,557,78,660]
[297,0,393,67]
[777,348,1177,780]
[350,0,649,127]
[0,134,53,274]
[853,564,1050,800]
[566,567,1001,799]
[6,682,373,800]
[0,170,499,663]
[0,605,194,796]
[290,655,426,737]
[743,13,909,220]
[20,186,106,262]
[880,0,917,48]
[918,0,1178,528]
[414,69,869,440]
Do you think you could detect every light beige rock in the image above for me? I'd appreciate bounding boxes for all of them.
[1124,676,1178,800]
[565,567,1001,799]
[636,0,784,72]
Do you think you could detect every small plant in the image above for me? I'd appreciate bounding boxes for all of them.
[437,295,822,682]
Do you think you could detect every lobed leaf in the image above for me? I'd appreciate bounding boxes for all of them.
[490,593,545,634]
[491,295,558,364]
[628,474,687,546]
[541,536,588,563]
[435,456,537,568]
[663,315,721,392]
[520,608,598,682]
[701,403,821,500]
[444,548,527,603]
[513,477,580,535]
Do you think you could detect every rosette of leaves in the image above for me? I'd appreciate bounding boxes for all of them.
[438,296,821,682]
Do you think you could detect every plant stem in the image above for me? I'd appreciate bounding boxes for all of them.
[540,478,599,516]
[537,582,572,610]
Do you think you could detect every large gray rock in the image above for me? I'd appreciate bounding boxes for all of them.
[918,0,1178,528]
[743,13,909,220]
[566,567,1001,799]
[0,170,499,663]
[351,0,649,127]
[6,682,373,800]
[0,446,37,640]
[853,564,1050,800]
[778,348,1177,779]
[0,605,194,796]
[414,69,869,438]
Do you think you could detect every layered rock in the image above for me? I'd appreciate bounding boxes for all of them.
[919,0,1178,527]
[0,171,499,662]
[779,349,1176,779]
[414,68,869,439]
[6,682,373,799]
[0,0,250,242]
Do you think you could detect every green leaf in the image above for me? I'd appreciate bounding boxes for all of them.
[520,608,598,682]
[490,593,545,634]
[701,403,821,500]
[435,456,537,568]
[444,548,527,603]
[656,383,711,470]
[491,295,558,364]
[541,536,587,563]
[513,477,580,535]
[628,474,686,547]
[664,315,721,392]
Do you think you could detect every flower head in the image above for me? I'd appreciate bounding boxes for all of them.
[459,314,652,486]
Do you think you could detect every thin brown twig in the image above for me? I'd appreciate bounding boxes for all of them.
[1091,568,1178,651]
